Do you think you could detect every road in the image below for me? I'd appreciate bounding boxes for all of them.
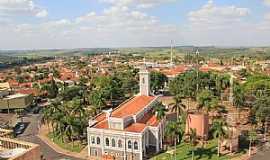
[17,113,84,160]
[248,141,270,160]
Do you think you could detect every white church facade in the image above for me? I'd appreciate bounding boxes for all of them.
[87,67,165,160]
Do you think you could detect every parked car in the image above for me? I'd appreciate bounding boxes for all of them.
[14,123,26,135]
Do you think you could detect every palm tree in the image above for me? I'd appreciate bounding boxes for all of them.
[170,95,186,121]
[248,129,257,157]
[211,119,228,157]
[197,89,218,114]
[233,84,244,120]
[89,90,106,113]
[165,121,183,160]
[153,102,167,121]
[253,96,270,142]
[64,116,76,146]
[189,128,197,160]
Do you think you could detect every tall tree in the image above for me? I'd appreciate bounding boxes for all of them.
[197,89,218,114]
[165,121,183,160]
[211,119,228,157]
[150,71,168,94]
[153,102,167,121]
[48,79,58,99]
[170,95,186,121]
[253,96,270,141]
[89,90,106,113]
[189,128,197,160]
[248,129,257,157]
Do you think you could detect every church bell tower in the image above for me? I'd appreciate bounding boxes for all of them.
[139,66,150,96]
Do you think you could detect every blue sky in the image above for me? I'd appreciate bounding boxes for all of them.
[0,0,270,49]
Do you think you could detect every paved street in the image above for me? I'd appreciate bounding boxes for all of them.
[250,143,270,160]
[17,113,84,160]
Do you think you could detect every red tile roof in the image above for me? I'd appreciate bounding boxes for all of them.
[111,96,155,118]
[162,65,189,76]
[138,112,159,127]
[124,123,146,133]
[16,88,39,96]
[95,120,109,129]
[92,96,160,133]
[8,80,19,88]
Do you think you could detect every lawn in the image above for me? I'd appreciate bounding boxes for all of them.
[151,139,246,160]
[47,132,85,153]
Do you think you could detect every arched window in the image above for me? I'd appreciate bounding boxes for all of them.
[128,140,132,149]
[91,136,95,144]
[96,137,100,145]
[118,139,122,148]
[112,138,116,147]
[105,138,110,146]
[134,141,138,150]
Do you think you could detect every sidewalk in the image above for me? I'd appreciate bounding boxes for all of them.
[38,124,89,160]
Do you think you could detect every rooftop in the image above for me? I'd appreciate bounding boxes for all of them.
[92,95,159,133]
[111,95,155,118]
[5,93,29,99]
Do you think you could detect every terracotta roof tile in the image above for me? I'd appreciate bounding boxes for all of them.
[138,112,159,127]
[95,120,109,129]
[124,123,146,133]
[111,95,155,118]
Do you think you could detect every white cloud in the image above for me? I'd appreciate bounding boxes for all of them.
[264,0,270,6]
[177,0,270,47]
[2,0,270,49]
[100,0,176,8]
[188,0,250,29]
[36,10,48,18]
[0,3,178,49]
[265,13,270,20]
[0,0,47,18]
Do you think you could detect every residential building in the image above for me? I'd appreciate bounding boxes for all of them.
[87,67,165,160]
[0,93,33,110]
[0,82,33,111]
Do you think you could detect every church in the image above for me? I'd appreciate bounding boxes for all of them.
[87,67,165,160]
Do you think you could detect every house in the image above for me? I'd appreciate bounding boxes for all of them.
[0,93,33,110]
[87,67,165,160]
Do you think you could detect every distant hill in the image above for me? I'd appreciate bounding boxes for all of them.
[0,46,270,58]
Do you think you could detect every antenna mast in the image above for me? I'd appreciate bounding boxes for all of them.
[170,40,174,68]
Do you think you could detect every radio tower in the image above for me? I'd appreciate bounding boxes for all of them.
[170,40,174,68]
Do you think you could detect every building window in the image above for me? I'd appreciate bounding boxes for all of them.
[142,78,145,84]
[128,140,132,149]
[112,138,116,147]
[96,137,100,145]
[134,141,138,150]
[106,138,110,146]
[118,140,122,148]
[91,136,95,144]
